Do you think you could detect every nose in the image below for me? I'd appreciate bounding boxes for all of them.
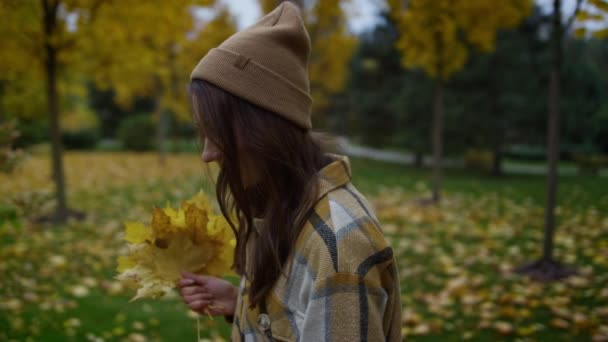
[201,137,221,163]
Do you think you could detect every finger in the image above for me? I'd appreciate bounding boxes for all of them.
[178,278,194,287]
[185,293,213,303]
[182,272,212,285]
[190,299,211,310]
[180,285,206,296]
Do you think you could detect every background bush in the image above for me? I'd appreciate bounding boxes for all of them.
[61,109,101,150]
[15,120,49,148]
[117,114,156,151]
[62,128,100,149]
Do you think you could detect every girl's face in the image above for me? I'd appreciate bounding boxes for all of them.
[201,137,222,164]
[201,135,259,188]
[192,93,259,188]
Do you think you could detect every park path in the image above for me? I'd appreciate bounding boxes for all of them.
[335,136,607,177]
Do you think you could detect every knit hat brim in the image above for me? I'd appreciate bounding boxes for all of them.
[191,47,312,129]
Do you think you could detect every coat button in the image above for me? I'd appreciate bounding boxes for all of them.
[257,313,271,331]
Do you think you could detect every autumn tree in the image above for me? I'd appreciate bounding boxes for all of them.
[515,0,605,280]
[388,0,532,203]
[260,0,357,117]
[0,0,109,222]
[448,8,550,176]
[83,1,236,164]
[334,13,433,163]
[0,0,233,222]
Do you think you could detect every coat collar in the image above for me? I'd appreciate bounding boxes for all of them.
[316,153,352,202]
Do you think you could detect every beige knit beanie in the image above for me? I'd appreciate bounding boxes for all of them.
[190,2,312,130]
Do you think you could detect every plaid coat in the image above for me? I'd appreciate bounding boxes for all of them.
[230,153,402,341]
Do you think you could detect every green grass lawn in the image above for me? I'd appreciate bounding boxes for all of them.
[1,153,607,341]
[351,157,608,341]
[351,157,608,210]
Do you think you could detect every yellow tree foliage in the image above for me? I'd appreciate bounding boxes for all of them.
[82,1,237,122]
[387,0,532,203]
[0,1,233,120]
[0,0,237,216]
[0,1,83,119]
[388,0,533,80]
[260,0,357,113]
[0,0,133,218]
[574,0,608,39]
[171,10,237,121]
[79,1,236,164]
[0,3,44,119]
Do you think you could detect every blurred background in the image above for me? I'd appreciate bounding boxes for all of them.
[1,0,607,341]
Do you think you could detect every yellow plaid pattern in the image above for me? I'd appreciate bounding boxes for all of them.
[231,153,402,341]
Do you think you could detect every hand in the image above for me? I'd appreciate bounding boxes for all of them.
[178,271,238,316]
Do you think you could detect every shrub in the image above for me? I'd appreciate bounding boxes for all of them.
[117,114,156,151]
[61,109,101,150]
[95,139,123,152]
[0,120,24,173]
[0,204,18,226]
[504,144,546,161]
[14,120,49,148]
[574,154,608,176]
[464,149,493,172]
[63,128,101,149]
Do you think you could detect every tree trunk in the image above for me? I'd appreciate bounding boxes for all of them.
[44,0,68,221]
[431,81,444,203]
[46,47,69,218]
[414,150,424,168]
[543,0,562,262]
[488,55,503,177]
[514,0,575,282]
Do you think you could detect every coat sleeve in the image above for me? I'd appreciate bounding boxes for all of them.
[298,271,389,342]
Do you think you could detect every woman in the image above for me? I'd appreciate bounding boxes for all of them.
[178,2,402,341]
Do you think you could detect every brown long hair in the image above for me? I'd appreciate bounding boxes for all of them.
[189,79,336,307]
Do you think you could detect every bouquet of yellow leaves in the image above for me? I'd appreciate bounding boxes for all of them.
[115,190,235,302]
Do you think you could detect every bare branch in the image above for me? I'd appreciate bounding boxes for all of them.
[564,0,584,48]
[565,0,584,32]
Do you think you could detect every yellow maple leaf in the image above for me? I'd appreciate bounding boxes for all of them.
[163,202,187,229]
[116,255,136,273]
[185,190,213,212]
[184,203,210,244]
[150,207,175,239]
[124,222,152,243]
[151,234,215,283]
[116,190,235,302]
